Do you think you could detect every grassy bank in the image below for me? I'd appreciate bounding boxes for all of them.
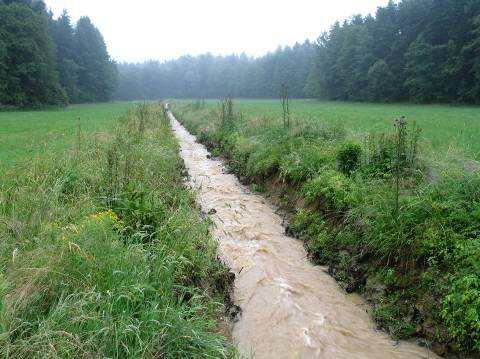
[176,99,480,161]
[0,103,234,357]
[175,100,480,357]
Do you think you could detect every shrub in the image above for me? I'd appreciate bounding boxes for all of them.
[337,141,362,175]
[442,273,480,352]
[280,143,335,184]
[301,170,358,212]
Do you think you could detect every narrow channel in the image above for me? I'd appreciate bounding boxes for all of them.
[168,109,435,359]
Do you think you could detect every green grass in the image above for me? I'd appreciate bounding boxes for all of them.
[184,99,480,160]
[175,100,480,357]
[0,102,133,171]
[0,103,234,358]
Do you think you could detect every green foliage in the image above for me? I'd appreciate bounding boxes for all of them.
[279,143,333,183]
[0,104,234,357]
[337,141,362,175]
[220,95,235,125]
[404,35,445,103]
[367,60,395,102]
[246,143,284,179]
[51,10,80,103]
[114,41,316,100]
[363,119,421,179]
[442,274,480,352]
[177,100,480,356]
[0,1,66,108]
[74,17,117,103]
[0,2,115,108]
[306,0,480,104]
[302,170,357,212]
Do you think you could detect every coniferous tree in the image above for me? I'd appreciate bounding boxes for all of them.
[52,10,79,103]
[114,41,316,100]
[0,0,66,107]
[0,2,115,108]
[74,17,117,103]
[306,0,480,104]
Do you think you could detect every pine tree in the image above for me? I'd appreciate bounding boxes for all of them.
[367,60,395,102]
[52,10,79,103]
[0,1,66,108]
[74,17,117,103]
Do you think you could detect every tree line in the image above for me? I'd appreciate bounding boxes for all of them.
[117,0,480,104]
[306,0,480,103]
[0,0,116,109]
[2,0,480,107]
[115,41,315,100]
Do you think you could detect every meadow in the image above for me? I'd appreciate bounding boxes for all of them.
[0,102,133,171]
[217,99,480,161]
[2,98,479,357]
[0,103,234,357]
[175,99,480,356]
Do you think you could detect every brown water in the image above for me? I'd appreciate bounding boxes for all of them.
[169,110,436,359]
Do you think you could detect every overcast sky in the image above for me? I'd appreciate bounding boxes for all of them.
[45,0,390,63]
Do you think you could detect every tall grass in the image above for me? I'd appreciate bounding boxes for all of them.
[0,103,234,358]
[175,101,480,357]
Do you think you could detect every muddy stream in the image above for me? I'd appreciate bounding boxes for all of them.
[168,110,436,359]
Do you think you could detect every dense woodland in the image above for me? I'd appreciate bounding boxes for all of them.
[306,0,480,103]
[117,0,480,104]
[115,42,315,100]
[0,0,116,108]
[2,0,480,107]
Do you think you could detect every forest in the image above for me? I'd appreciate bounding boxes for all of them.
[0,0,116,108]
[2,0,480,108]
[114,42,315,100]
[117,0,480,104]
[306,0,480,103]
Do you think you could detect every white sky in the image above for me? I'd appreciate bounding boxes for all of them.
[45,0,390,63]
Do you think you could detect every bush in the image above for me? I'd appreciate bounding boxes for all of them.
[280,143,335,183]
[442,273,480,352]
[337,141,362,175]
[301,170,358,212]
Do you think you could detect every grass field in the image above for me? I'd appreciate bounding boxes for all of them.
[190,99,480,161]
[0,103,234,357]
[0,102,133,171]
[176,99,480,356]
[2,99,479,356]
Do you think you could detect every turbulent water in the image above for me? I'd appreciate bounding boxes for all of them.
[169,110,436,359]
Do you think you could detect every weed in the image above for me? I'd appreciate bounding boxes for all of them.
[220,95,234,126]
[176,99,480,356]
[337,141,362,176]
[281,84,290,128]
[0,103,235,358]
